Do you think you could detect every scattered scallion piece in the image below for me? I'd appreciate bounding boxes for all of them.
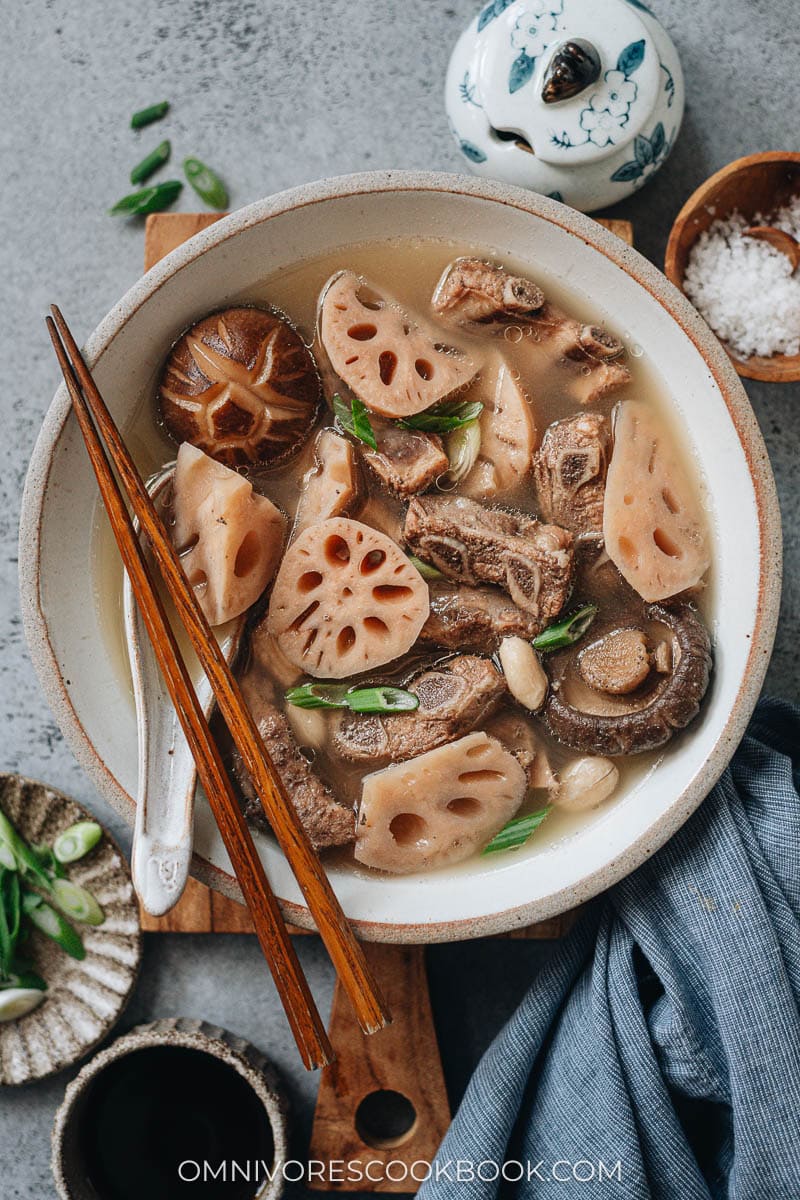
[51,879,105,927]
[109,180,183,217]
[0,869,21,978]
[30,843,65,880]
[0,811,51,891]
[532,604,598,652]
[482,807,552,855]
[0,988,46,1022]
[399,399,483,433]
[285,683,419,714]
[130,100,170,129]
[23,894,86,961]
[0,967,47,992]
[130,139,171,185]
[407,554,444,581]
[53,822,103,865]
[183,156,229,209]
[333,392,378,450]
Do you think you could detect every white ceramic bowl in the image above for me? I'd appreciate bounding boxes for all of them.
[20,172,781,942]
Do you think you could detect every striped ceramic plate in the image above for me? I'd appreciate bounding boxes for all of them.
[0,774,141,1085]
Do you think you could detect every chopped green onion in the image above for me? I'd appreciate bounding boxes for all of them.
[0,811,52,891]
[532,604,598,652]
[482,807,552,855]
[23,895,85,960]
[130,100,170,129]
[183,156,229,209]
[109,180,183,216]
[130,140,171,185]
[444,419,481,483]
[53,822,103,865]
[0,988,45,1022]
[285,683,419,714]
[30,843,65,880]
[0,967,46,992]
[399,400,483,433]
[333,393,377,450]
[51,879,105,927]
[0,869,21,978]
[0,842,15,871]
[407,554,444,581]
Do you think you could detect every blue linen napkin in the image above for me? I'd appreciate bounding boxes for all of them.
[420,698,800,1199]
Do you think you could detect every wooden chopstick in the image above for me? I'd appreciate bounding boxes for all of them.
[49,305,391,1037]
[47,316,334,1071]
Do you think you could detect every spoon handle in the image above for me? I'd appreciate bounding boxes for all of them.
[126,468,242,916]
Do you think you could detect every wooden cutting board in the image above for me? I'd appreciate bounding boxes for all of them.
[139,209,633,937]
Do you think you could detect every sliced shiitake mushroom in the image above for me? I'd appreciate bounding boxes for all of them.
[159,306,321,468]
[604,401,710,601]
[319,271,478,419]
[172,443,285,626]
[355,731,526,874]
[578,628,651,695]
[266,517,430,678]
[543,603,712,755]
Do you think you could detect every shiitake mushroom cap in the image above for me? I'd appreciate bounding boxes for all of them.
[158,305,321,469]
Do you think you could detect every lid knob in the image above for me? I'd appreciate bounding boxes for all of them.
[542,39,601,103]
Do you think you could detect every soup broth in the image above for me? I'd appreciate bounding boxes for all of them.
[92,236,712,874]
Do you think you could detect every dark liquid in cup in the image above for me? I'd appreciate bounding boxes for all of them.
[78,1045,275,1200]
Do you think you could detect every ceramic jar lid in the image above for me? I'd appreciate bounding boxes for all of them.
[445,0,685,212]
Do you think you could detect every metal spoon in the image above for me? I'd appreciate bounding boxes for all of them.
[125,464,244,916]
[743,225,800,272]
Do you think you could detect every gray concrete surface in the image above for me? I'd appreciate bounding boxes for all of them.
[1,0,798,1195]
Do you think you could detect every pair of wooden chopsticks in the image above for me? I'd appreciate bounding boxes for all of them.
[47,306,390,1070]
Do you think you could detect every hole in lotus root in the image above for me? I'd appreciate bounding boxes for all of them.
[234,530,262,578]
[325,534,351,566]
[379,351,398,386]
[447,796,482,817]
[348,323,378,341]
[389,813,428,846]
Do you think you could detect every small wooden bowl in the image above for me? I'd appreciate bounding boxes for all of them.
[665,151,800,382]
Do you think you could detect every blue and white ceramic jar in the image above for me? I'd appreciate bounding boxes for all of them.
[445,0,684,211]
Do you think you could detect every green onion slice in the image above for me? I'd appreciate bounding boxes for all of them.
[532,604,598,652]
[0,869,21,978]
[183,157,229,209]
[24,896,86,960]
[130,140,171,186]
[482,807,552,855]
[51,879,105,927]
[285,683,419,714]
[0,988,46,1022]
[53,823,103,865]
[399,400,483,433]
[130,100,170,129]
[333,393,378,450]
[0,811,52,891]
[407,554,444,581]
[109,180,182,216]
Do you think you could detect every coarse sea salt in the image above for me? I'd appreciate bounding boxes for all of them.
[683,196,800,359]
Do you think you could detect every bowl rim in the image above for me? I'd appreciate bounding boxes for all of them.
[664,150,800,383]
[20,170,782,941]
